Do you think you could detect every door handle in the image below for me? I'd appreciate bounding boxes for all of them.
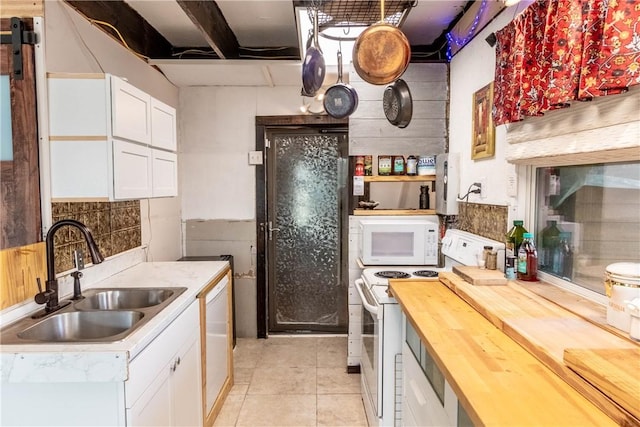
[268,221,280,241]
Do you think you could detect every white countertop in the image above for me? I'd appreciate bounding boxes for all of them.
[0,261,229,383]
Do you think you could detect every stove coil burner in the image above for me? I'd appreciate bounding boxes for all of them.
[374,271,411,279]
[413,270,439,278]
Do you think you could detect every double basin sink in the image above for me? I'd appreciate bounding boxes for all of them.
[0,287,187,344]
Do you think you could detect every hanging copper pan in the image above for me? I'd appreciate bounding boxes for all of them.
[352,0,411,85]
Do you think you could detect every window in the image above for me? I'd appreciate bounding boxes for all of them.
[534,162,640,295]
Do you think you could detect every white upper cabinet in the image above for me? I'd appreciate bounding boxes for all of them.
[48,73,177,201]
[111,77,152,145]
[151,98,177,151]
[113,139,153,200]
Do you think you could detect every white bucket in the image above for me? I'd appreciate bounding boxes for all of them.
[605,262,640,333]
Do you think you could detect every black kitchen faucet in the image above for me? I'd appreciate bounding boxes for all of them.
[33,219,104,317]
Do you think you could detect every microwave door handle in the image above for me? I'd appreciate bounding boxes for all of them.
[355,279,379,317]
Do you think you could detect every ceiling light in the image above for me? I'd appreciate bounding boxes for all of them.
[503,0,522,6]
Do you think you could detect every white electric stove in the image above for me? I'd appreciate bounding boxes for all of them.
[355,229,505,427]
[361,267,445,304]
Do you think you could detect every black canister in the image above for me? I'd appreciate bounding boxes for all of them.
[419,185,430,209]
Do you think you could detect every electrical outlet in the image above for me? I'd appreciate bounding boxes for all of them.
[478,177,487,199]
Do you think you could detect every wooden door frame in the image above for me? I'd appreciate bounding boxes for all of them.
[255,115,347,338]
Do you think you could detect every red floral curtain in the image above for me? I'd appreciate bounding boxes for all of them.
[493,0,640,126]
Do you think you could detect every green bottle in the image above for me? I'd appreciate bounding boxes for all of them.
[541,220,561,270]
[505,220,527,264]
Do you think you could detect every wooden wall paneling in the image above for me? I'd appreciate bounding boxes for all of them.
[349,62,449,83]
[0,242,46,309]
[349,137,446,157]
[353,81,449,101]
[349,119,447,138]
[352,100,447,120]
[0,1,43,18]
[348,63,449,156]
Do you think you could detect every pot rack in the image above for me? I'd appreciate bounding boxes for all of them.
[302,0,414,35]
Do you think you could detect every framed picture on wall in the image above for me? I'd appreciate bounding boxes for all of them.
[471,82,495,160]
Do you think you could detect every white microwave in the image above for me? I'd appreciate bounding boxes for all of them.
[359,218,439,265]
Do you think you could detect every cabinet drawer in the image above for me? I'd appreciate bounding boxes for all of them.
[126,301,199,408]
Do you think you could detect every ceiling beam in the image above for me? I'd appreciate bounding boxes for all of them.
[176,1,240,59]
[63,1,173,59]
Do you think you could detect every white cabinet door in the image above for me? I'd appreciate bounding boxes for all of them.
[152,149,178,197]
[127,368,172,426]
[111,77,152,144]
[113,139,152,199]
[172,336,203,427]
[151,98,177,151]
[48,76,108,137]
[50,139,110,199]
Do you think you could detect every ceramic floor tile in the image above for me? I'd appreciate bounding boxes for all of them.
[264,336,317,347]
[213,394,245,427]
[233,367,254,385]
[235,394,316,427]
[248,366,317,395]
[233,339,265,368]
[229,383,249,395]
[258,342,317,367]
[317,394,368,427]
[317,367,361,394]
[317,337,348,368]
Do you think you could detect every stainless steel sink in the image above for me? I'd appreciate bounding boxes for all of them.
[0,287,187,344]
[17,310,144,342]
[75,288,176,310]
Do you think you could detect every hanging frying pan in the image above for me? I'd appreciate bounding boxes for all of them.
[301,8,326,97]
[352,0,411,85]
[324,50,358,119]
[383,79,412,128]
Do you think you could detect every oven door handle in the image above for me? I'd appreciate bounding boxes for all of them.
[355,279,380,318]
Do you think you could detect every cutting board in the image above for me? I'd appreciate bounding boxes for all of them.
[452,265,507,285]
[564,348,640,421]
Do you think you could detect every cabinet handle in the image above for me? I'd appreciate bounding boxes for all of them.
[170,356,182,372]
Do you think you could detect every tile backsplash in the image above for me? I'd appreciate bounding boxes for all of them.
[51,201,141,273]
[456,202,508,243]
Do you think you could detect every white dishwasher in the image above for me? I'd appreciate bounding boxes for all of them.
[199,273,230,424]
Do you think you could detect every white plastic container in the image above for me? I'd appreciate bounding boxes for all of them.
[626,297,640,341]
[605,262,640,333]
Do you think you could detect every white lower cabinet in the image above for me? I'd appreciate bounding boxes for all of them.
[402,315,465,427]
[0,301,202,427]
[126,301,202,427]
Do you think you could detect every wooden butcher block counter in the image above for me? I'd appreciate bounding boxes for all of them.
[389,273,640,427]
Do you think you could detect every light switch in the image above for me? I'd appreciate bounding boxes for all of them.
[248,151,263,165]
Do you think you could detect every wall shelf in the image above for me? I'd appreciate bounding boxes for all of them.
[363,175,436,182]
[353,209,436,216]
